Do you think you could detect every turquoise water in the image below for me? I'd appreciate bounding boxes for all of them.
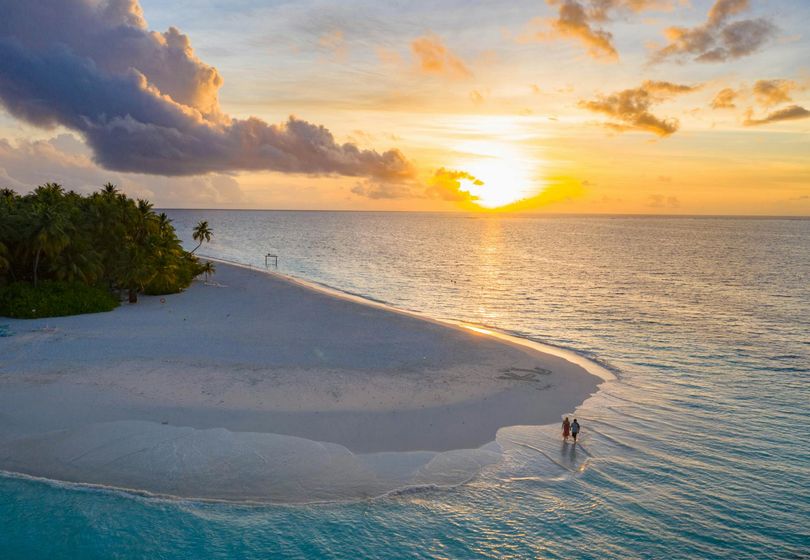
[2,213,809,558]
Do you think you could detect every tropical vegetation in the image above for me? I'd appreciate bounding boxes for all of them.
[0,183,213,318]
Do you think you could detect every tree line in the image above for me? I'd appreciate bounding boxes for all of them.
[0,183,213,316]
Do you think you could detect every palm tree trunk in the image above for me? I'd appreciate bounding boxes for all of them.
[33,247,41,287]
[190,241,202,254]
[128,288,138,303]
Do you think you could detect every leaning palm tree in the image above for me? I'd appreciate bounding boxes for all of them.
[190,220,212,254]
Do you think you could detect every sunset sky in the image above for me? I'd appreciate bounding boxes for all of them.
[0,0,808,214]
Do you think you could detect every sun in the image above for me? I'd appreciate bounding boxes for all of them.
[453,141,541,209]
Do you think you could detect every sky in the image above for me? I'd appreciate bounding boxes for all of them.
[0,0,808,215]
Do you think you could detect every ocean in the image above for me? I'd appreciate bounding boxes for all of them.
[1,212,808,559]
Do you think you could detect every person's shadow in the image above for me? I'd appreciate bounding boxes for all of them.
[560,440,578,469]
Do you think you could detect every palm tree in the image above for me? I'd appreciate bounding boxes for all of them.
[0,191,13,274]
[200,260,216,283]
[30,207,71,286]
[190,220,212,254]
[101,183,119,197]
[0,240,9,274]
[29,184,71,287]
[137,199,154,215]
[156,213,172,235]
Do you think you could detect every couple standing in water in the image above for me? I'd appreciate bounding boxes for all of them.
[562,417,580,442]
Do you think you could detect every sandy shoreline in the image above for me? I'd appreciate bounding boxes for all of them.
[0,262,607,502]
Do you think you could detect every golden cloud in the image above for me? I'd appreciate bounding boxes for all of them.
[426,168,482,202]
[753,79,798,108]
[523,1,673,60]
[710,88,738,109]
[410,35,472,79]
[579,80,699,136]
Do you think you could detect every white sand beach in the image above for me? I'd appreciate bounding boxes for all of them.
[0,263,607,502]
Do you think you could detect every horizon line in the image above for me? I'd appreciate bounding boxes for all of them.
[156,208,810,219]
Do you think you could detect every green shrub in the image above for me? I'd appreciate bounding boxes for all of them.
[142,279,182,296]
[0,281,119,318]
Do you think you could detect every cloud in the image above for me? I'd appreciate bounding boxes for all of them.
[0,0,413,181]
[426,168,481,202]
[579,80,699,136]
[651,0,776,63]
[350,180,417,200]
[588,0,675,20]
[524,1,672,60]
[710,78,805,111]
[752,79,798,107]
[709,78,809,124]
[547,0,618,59]
[647,194,679,208]
[743,105,810,126]
[0,135,246,206]
[710,87,738,109]
[410,35,472,79]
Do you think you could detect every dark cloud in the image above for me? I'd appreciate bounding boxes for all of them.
[536,0,671,60]
[710,88,738,109]
[651,0,776,63]
[0,0,413,180]
[744,105,810,126]
[579,80,699,136]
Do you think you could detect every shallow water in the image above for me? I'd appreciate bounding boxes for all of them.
[2,212,808,559]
